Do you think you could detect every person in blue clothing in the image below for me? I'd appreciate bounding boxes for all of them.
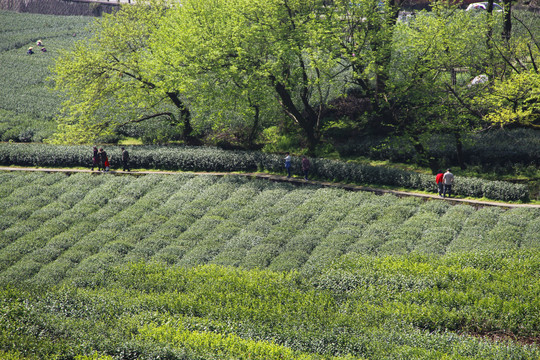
[284,152,292,178]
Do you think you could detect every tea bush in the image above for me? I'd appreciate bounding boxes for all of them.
[2,255,538,359]
[0,172,539,359]
[0,10,93,142]
[0,143,530,201]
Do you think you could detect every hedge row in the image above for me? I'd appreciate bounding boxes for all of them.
[0,143,529,202]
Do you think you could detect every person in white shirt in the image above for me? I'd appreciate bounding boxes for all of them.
[443,169,455,198]
[284,152,292,178]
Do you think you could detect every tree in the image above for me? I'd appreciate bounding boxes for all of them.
[321,0,404,113]
[152,0,346,153]
[474,8,540,129]
[186,73,282,148]
[51,0,197,144]
[385,3,491,171]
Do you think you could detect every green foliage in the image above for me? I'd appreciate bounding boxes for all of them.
[336,129,540,173]
[480,71,540,128]
[152,0,349,151]
[1,255,539,359]
[0,143,530,201]
[386,3,490,168]
[50,0,196,145]
[0,171,537,287]
[261,126,305,154]
[0,172,538,358]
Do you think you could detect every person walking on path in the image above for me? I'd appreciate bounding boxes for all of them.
[443,169,454,198]
[435,170,444,197]
[99,148,108,172]
[302,156,310,180]
[92,146,99,171]
[97,148,104,171]
[284,152,292,178]
[121,147,130,172]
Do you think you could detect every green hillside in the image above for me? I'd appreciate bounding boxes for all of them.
[0,172,539,359]
[1,7,539,360]
[0,10,92,142]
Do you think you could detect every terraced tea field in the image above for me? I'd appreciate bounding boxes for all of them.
[0,10,93,142]
[0,171,539,359]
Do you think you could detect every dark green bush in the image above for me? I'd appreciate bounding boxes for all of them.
[335,129,540,172]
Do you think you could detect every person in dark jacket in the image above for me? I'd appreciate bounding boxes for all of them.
[121,147,130,172]
[99,148,108,172]
[301,156,310,180]
[92,146,99,171]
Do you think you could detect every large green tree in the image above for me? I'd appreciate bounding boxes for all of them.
[152,0,347,153]
[329,0,402,104]
[51,0,196,144]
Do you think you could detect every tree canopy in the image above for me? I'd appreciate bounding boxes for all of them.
[50,0,540,158]
[51,0,194,144]
[152,0,348,152]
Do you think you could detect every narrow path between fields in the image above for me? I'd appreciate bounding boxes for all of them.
[1,166,539,209]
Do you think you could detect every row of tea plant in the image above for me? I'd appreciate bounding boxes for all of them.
[1,253,539,359]
[0,143,530,201]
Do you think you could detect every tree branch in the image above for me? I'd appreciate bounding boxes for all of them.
[444,83,484,119]
[118,112,175,127]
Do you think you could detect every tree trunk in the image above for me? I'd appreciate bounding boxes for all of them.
[455,132,466,170]
[371,0,401,105]
[272,80,320,154]
[411,135,429,167]
[167,91,200,145]
[486,0,494,50]
[247,104,260,149]
[502,0,512,41]
[409,134,439,173]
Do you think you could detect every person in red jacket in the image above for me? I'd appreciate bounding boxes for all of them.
[435,170,444,197]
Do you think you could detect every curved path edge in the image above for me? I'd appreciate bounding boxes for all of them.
[1,166,538,209]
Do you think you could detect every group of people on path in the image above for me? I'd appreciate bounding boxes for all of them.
[90,147,454,198]
[436,169,455,198]
[92,146,130,172]
[284,152,311,180]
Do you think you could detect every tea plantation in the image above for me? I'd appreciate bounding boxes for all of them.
[0,171,539,359]
[0,10,92,142]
